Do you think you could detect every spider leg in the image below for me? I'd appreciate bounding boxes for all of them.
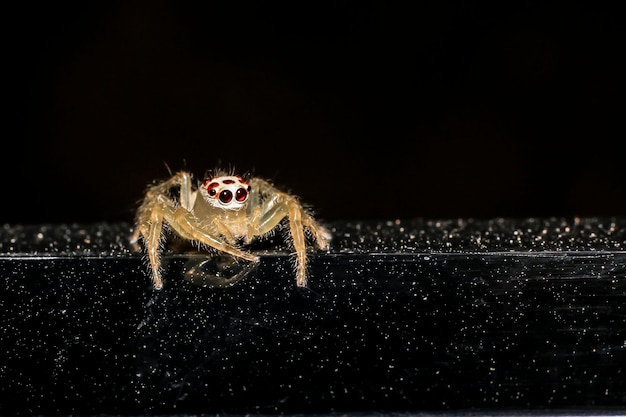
[132,172,195,248]
[301,213,332,250]
[133,171,199,288]
[250,179,331,287]
[252,179,331,249]
[146,171,197,210]
[144,208,166,289]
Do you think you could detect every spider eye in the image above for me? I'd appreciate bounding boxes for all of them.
[219,189,233,204]
[235,187,248,202]
[206,181,219,197]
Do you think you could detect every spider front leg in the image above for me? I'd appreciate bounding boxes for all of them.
[134,199,167,289]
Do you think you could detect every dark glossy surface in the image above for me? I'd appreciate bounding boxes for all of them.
[1,218,626,415]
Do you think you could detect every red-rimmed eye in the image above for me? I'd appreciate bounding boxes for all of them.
[235,187,248,202]
[205,181,219,197]
[219,189,233,204]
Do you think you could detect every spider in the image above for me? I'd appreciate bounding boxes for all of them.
[131,168,332,289]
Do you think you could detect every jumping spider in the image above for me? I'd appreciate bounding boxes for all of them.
[131,168,332,289]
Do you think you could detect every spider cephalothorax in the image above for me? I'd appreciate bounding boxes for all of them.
[132,169,331,289]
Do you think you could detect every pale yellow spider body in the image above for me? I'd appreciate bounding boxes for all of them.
[132,170,331,289]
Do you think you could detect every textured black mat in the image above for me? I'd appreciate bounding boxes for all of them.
[1,218,626,415]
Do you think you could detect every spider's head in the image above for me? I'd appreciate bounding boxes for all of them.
[201,175,251,210]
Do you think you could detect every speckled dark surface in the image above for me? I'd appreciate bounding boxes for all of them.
[2,217,626,255]
[1,218,626,415]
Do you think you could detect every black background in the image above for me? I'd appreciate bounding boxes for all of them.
[3,1,624,225]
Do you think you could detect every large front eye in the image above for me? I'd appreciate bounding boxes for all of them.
[235,187,248,202]
[219,190,233,204]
